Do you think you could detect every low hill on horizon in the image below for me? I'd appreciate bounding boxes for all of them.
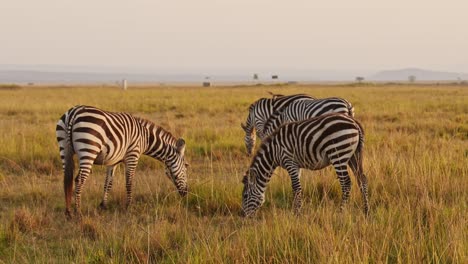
[1,65,468,84]
[369,68,468,81]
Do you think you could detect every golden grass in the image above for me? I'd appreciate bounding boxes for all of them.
[0,84,467,263]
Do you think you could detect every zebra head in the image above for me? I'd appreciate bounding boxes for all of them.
[164,138,189,197]
[241,168,265,217]
[242,104,258,156]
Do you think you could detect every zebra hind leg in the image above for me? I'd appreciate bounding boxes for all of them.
[333,164,352,212]
[100,165,116,210]
[349,153,369,216]
[74,166,92,220]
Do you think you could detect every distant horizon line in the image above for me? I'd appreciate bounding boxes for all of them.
[1,63,467,75]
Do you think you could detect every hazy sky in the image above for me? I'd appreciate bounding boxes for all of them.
[1,0,468,73]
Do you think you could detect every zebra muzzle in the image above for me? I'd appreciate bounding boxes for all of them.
[178,187,188,197]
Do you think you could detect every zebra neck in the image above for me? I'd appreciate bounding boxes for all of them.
[264,112,285,136]
[143,125,177,162]
[251,142,279,185]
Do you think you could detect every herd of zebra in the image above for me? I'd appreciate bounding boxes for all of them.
[55,93,369,219]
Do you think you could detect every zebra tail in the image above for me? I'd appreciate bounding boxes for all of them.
[63,108,79,217]
[354,119,365,171]
[64,140,74,212]
[348,103,355,117]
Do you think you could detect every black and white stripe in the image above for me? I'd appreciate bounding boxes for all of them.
[262,97,355,137]
[56,105,188,218]
[241,113,369,216]
[241,93,315,155]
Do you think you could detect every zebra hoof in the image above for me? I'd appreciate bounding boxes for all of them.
[99,202,108,210]
[364,207,369,217]
[75,212,83,222]
[65,210,72,220]
[293,208,302,216]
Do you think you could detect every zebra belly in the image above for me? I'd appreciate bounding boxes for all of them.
[93,145,125,166]
[93,151,107,165]
[93,153,124,166]
[301,156,330,171]
[311,158,330,170]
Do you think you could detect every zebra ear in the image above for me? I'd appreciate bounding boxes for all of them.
[243,169,254,184]
[268,91,284,99]
[176,138,186,156]
[242,171,249,184]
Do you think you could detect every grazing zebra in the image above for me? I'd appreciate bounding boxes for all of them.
[262,97,355,137]
[241,93,315,155]
[241,113,369,217]
[56,105,188,219]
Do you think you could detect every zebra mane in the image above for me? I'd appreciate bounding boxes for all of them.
[135,116,155,127]
[135,117,178,144]
[248,97,271,109]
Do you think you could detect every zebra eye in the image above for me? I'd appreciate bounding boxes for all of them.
[243,188,249,198]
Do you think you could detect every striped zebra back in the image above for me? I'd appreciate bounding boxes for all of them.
[262,97,355,138]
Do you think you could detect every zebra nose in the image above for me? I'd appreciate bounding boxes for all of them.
[179,187,188,197]
[239,210,246,217]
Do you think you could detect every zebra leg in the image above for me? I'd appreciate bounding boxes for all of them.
[100,165,116,210]
[74,165,92,219]
[124,155,139,209]
[333,163,352,211]
[284,162,302,214]
[349,153,369,216]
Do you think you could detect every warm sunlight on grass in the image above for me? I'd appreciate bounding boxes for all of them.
[0,84,466,263]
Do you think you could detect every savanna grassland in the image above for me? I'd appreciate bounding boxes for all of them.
[0,84,466,263]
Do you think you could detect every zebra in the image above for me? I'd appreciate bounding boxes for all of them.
[262,97,355,138]
[56,105,188,219]
[241,93,315,155]
[241,113,369,217]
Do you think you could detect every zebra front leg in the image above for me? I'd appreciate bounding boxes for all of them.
[100,165,116,210]
[124,156,139,209]
[285,163,302,215]
[333,164,352,211]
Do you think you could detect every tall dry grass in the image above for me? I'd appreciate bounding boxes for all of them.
[0,84,466,263]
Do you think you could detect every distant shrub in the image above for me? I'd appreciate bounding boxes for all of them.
[0,84,22,90]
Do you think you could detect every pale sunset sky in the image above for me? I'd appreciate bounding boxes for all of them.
[1,0,467,73]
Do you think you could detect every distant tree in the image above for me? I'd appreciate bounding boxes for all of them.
[408,75,416,83]
[253,73,259,80]
[355,76,365,83]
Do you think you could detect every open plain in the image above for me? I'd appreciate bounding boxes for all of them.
[0,84,466,263]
